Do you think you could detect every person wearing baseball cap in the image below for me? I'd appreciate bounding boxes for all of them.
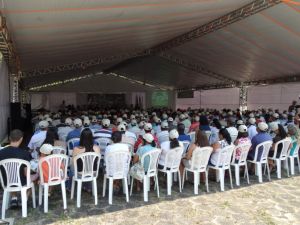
[90,117,101,130]
[128,119,141,138]
[66,118,83,141]
[158,129,183,169]
[268,122,287,162]
[233,125,251,161]
[131,133,156,184]
[134,123,158,152]
[57,118,74,141]
[93,118,112,139]
[247,117,258,140]
[28,120,49,151]
[248,122,272,162]
[39,144,54,184]
[157,121,169,145]
[189,115,200,133]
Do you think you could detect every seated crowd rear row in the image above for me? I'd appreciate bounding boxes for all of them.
[0,105,300,219]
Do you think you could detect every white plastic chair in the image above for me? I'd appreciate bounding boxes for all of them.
[288,140,300,175]
[188,132,196,143]
[158,146,184,195]
[231,143,251,186]
[67,138,80,157]
[130,148,161,202]
[182,141,190,155]
[267,138,291,179]
[247,141,272,183]
[38,154,69,213]
[230,134,238,143]
[102,149,131,204]
[208,145,234,191]
[71,152,101,207]
[0,159,36,219]
[158,133,169,145]
[94,137,112,156]
[52,146,67,155]
[182,147,213,194]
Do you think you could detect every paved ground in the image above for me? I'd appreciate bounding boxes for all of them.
[2,170,300,225]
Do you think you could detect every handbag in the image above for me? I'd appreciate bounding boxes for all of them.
[129,163,145,181]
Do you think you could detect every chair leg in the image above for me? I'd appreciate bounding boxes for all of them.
[266,162,271,181]
[219,169,225,192]
[130,176,134,196]
[245,163,250,184]
[102,175,107,197]
[178,171,182,193]
[182,169,186,190]
[215,170,220,182]
[61,181,67,210]
[155,174,160,198]
[31,185,36,208]
[290,157,295,175]
[228,168,233,189]
[285,159,290,177]
[44,185,49,213]
[143,176,148,202]
[5,192,10,210]
[21,189,28,218]
[194,172,199,195]
[93,179,98,205]
[38,185,43,206]
[167,172,172,195]
[124,178,129,203]
[257,163,263,183]
[70,179,75,199]
[297,156,300,173]
[2,190,7,219]
[276,159,281,179]
[76,181,82,208]
[205,170,209,193]
[108,178,113,205]
[122,179,126,194]
[234,165,240,186]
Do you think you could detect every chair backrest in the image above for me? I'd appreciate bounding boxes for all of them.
[105,149,131,179]
[230,134,238,143]
[232,143,251,165]
[182,141,190,154]
[188,132,196,143]
[163,146,184,171]
[275,138,292,160]
[39,154,68,185]
[215,145,234,169]
[190,147,213,171]
[158,133,169,145]
[0,159,31,189]
[52,146,67,155]
[141,148,161,176]
[73,152,101,180]
[254,141,273,163]
[67,138,80,157]
[94,137,112,155]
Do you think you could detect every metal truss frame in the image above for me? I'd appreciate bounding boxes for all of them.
[22,0,281,79]
[239,85,248,111]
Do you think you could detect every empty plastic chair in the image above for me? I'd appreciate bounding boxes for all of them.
[38,154,68,213]
[158,146,184,195]
[182,147,213,194]
[0,159,36,219]
[71,152,101,207]
[130,148,161,202]
[102,149,131,204]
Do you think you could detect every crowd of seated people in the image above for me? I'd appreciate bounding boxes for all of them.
[1,103,300,210]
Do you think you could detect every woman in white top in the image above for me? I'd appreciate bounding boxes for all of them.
[158,129,183,169]
[210,128,232,166]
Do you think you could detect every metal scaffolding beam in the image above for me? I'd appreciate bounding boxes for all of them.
[159,52,239,84]
[22,0,281,78]
[149,0,281,53]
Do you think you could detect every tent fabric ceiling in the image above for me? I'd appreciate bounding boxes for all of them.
[1,1,300,92]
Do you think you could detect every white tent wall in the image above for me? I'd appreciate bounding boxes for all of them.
[0,59,10,141]
[176,88,240,110]
[247,83,300,111]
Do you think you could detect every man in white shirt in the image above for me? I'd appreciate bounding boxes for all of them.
[226,119,238,143]
[157,121,169,145]
[128,119,141,137]
[247,118,258,140]
[28,120,48,151]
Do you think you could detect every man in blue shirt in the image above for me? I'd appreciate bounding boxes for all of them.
[177,123,191,142]
[66,118,83,142]
[248,122,272,161]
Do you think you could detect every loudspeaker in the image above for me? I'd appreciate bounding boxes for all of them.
[10,102,21,130]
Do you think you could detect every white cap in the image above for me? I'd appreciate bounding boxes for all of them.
[161,121,169,129]
[143,133,154,143]
[83,119,90,126]
[258,122,268,132]
[249,113,254,118]
[117,117,123,123]
[237,120,244,125]
[39,120,49,129]
[169,129,179,139]
[117,124,126,132]
[228,111,233,116]
[46,118,52,123]
[101,119,110,127]
[74,118,83,127]
[179,114,185,120]
[130,115,135,120]
[131,119,137,126]
[139,121,146,128]
[248,118,256,125]
[144,123,152,131]
[91,118,97,123]
[273,113,279,119]
[269,122,279,132]
[195,116,200,122]
[238,125,248,133]
[65,118,73,126]
[168,117,174,122]
[162,113,168,119]
[40,144,53,155]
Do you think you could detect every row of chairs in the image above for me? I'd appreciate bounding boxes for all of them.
[1,137,299,219]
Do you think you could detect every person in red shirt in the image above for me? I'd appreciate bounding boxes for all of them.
[189,116,200,133]
[134,123,158,152]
